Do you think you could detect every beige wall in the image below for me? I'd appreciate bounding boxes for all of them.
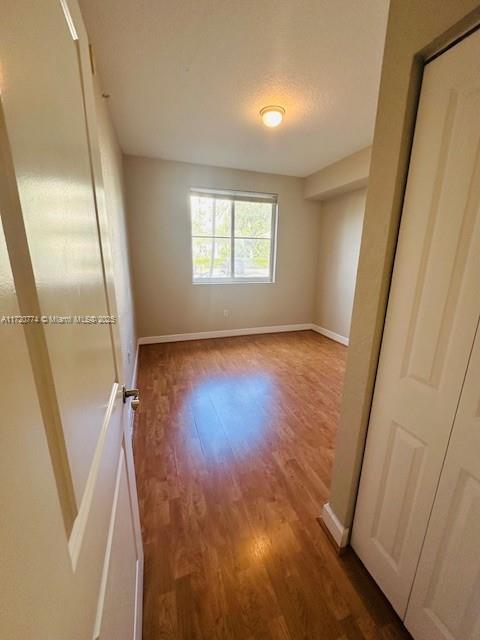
[94,83,137,385]
[304,147,371,201]
[124,156,320,338]
[314,189,365,340]
[328,0,480,530]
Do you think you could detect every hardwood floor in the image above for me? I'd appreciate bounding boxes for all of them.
[133,330,411,640]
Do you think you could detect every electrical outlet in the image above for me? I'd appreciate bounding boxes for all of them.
[223,309,230,318]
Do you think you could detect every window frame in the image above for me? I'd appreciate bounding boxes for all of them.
[190,188,278,285]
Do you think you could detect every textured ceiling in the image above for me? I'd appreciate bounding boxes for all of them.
[79,0,389,177]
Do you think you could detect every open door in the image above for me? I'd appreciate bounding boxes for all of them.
[0,1,142,638]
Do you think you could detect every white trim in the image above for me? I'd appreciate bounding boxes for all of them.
[59,0,79,40]
[137,324,351,346]
[92,451,124,640]
[122,345,143,639]
[190,186,278,202]
[133,559,141,640]
[127,343,140,440]
[321,502,350,548]
[311,324,349,346]
[68,383,121,569]
[137,323,313,345]
[131,342,139,391]
[192,277,274,285]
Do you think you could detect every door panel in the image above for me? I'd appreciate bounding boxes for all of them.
[0,212,77,639]
[94,447,139,640]
[0,0,115,503]
[405,323,480,639]
[351,29,480,616]
[0,127,123,636]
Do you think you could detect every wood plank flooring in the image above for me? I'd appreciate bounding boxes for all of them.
[133,330,411,640]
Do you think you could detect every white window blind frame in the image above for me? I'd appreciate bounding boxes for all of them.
[190,187,278,204]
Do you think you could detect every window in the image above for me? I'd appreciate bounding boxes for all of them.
[190,188,277,283]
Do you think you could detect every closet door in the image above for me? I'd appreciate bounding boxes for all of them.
[405,321,480,640]
[351,28,480,616]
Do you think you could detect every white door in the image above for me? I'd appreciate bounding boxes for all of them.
[69,4,145,636]
[351,29,480,616]
[0,1,142,638]
[405,320,480,639]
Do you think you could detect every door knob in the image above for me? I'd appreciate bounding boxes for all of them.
[123,386,140,410]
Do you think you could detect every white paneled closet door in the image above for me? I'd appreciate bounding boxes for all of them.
[351,28,480,618]
[405,320,480,639]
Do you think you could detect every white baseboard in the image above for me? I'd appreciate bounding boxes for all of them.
[311,324,349,346]
[137,323,312,345]
[321,502,350,548]
[137,323,349,347]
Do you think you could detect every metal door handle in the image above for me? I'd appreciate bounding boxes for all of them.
[123,386,140,410]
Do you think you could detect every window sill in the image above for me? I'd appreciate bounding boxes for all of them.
[192,278,275,285]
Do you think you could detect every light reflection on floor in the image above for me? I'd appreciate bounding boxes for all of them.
[185,373,275,462]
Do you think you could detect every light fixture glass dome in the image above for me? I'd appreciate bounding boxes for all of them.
[260,105,285,128]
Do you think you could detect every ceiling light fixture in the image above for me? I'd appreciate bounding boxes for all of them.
[260,105,285,128]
